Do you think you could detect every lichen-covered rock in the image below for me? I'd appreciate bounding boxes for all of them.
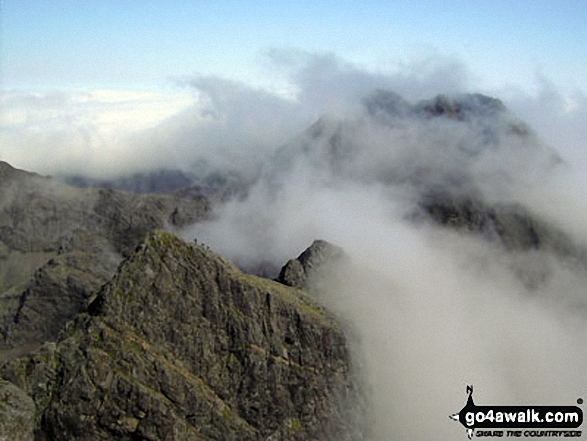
[1,232,359,440]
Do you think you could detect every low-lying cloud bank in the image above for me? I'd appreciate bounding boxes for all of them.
[2,51,587,439]
[2,51,585,181]
[0,52,522,175]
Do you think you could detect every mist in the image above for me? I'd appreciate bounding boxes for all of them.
[3,51,587,439]
[176,54,586,439]
[185,155,587,439]
[1,53,471,179]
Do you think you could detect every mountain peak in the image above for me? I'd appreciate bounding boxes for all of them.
[363,90,506,120]
[279,240,346,290]
[3,231,360,440]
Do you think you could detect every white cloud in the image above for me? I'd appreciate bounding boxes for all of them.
[3,53,587,440]
[0,89,195,177]
[173,53,587,439]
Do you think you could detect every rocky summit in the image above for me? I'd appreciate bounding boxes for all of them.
[0,231,359,440]
[278,240,346,291]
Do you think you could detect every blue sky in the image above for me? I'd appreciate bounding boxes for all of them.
[2,0,587,92]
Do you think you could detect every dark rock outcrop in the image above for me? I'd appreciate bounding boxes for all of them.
[3,234,120,353]
[419,192,580,256]
[279,240,346,290]
[415,93,507,119]
[364,90,508,121]
[1,231,358,440]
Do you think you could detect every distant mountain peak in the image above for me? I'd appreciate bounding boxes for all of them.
[364,90,507,120]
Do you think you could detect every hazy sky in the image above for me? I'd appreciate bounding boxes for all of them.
[3,0,587,92]
[2,0,587,179]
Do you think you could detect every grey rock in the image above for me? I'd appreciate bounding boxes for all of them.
[0,379,35,441]
[2,231,359,440]
[0,161,211,356]
[414,93,507,120]
[278,240,346,290]
[420,192,579,254]
[3,234,119,351]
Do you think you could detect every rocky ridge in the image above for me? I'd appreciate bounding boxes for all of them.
[0,160,210,354]
[0,231,359,440]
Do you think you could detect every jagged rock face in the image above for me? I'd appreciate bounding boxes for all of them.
[279,240,346,290]
[364,90,507,121]
[0,161,211,354]
[2,234,120,353]
[419,192,581,257]
[1,232,358,440]
[0,161,209,258]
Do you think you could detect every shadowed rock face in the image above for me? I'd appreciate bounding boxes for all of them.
[419,191,583,257]
[0,163,362,441]
[0,161,211,353]
[278,240,346,290]
[1,232,359,441]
